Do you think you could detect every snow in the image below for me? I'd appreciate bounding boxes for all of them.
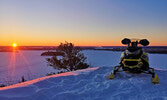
[83,50,122,67]
[0,66,167,100]
[0,50,167,100]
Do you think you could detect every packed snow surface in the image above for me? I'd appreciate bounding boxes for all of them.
[0,66,167,100]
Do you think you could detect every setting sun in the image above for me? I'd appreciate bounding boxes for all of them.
[12,43,17,47]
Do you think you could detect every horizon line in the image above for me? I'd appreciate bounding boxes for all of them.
[0,45,167,47]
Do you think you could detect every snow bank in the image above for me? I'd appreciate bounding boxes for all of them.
[0,67,167,100]
[0,67,99,91]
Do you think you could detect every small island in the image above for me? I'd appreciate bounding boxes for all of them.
[41,51,65,56]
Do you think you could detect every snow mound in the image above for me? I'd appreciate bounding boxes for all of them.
[0,67,167,100]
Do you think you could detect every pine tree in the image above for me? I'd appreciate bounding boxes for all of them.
[47,42,89,72]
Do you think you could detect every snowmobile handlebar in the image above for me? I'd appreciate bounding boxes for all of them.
[121,38,149,46]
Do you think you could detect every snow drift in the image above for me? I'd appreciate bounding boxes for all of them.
[0,66,167,100]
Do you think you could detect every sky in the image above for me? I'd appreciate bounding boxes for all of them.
[0,0,167,46]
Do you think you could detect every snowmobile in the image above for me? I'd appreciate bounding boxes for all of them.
[109,38,159,84]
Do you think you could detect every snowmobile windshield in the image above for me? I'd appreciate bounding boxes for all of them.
[129,42,138,48]
[127,39,141,52]
[130,38,140,42]
[128,39,141,48]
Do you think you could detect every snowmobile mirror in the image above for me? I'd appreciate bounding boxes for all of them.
[121,38,131,45]
[139,39,149,46]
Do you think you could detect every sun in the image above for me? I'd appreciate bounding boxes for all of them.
[12,43,17,47]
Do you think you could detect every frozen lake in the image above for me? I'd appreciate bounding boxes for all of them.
[0,50,167,85]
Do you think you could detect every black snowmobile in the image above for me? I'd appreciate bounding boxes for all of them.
[109,38,159,84]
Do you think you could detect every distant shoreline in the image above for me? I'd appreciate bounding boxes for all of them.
[0,46,167,54]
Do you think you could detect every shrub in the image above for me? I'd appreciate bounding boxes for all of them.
[0,84,6,87]
[22,76,26,82]
[47,42,89,72]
